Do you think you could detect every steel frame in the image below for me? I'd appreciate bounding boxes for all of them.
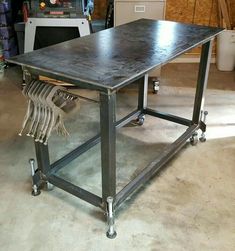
[30,39,213,237]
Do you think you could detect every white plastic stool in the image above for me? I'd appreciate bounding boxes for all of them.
[217,30,235,71]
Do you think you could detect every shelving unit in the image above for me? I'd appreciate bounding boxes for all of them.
[0,0,17,59]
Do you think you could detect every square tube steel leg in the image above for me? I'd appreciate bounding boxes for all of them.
[100,91,117,238]
[138,74,148,111]
[192,40,213,125]
[34,141,50,175]
[100,92,117,202]
[136,75,148,125]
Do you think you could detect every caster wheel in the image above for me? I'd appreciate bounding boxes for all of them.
[190,133,198,146]
[152,80,160,94]
[137,115,145,126]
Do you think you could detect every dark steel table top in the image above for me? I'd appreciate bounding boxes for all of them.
[7,19,223,91]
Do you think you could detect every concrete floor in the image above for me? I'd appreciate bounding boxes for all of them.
[0,64,235,251]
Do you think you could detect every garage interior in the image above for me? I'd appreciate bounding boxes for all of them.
[0,0,235,250]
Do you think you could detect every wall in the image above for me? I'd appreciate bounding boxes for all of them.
[166,0,220,56]
[166,0,218,27]
[232,1,235,27]
[166,0,234,56]
[94,0,234,27]
[93,0,234,57]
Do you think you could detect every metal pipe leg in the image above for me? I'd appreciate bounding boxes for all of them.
[192,40,213,125]
[129,75,148,126]
[29,158,41,196]
[200,111,208,142]
[106,196,117,239]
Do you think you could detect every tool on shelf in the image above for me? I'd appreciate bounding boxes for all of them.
[26,0,94,18]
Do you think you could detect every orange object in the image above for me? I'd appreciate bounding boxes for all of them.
[22,2,29,23]
[40,2,46,10]
[50,11,64,15]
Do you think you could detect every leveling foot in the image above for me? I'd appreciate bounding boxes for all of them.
[106,197,117,239]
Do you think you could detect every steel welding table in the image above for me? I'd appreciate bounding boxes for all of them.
[7,19,223,238]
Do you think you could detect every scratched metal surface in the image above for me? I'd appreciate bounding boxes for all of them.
[7,19,223,90]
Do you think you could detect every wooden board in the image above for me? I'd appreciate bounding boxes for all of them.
[93,0,108,19]
[218,0,232,29]
[165,0,218,26]
[165,0,220,55]
[39,76,73,86]
[231,0,235,28]
[93,0,234,28]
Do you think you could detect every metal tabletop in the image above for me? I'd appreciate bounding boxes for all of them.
[7,19,222,91]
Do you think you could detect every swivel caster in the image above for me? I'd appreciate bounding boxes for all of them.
[152,79,160,94]
[136,115,145,126]
[190,132,198,146]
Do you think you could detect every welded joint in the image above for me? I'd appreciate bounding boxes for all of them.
[103,88,117,97]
